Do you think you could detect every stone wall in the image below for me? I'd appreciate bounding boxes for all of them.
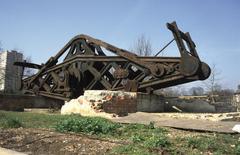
[0,94,64,111]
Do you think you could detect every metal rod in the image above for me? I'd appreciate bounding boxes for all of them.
[154,38,175,57]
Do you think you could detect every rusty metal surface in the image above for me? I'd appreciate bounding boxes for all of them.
[14,21,211,101]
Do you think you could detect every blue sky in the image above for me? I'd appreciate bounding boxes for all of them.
[0,0,240,90]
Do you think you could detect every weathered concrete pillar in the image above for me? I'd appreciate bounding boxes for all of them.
[137,93,164,112]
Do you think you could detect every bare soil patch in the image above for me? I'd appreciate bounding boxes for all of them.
[0,128,120,155]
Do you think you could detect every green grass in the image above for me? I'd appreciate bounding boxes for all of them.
[55,115,121,135]
[0,113,23,128]
[0,110,66,128]
[0,110,239,155]
[183,134,240,155]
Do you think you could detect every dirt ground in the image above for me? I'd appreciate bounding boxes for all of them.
[0,128,121,155]
[0,127,210,155]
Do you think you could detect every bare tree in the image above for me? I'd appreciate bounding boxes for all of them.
[132,34,152,56]
[157,85,187,97]
[0,41,2,51]
[204,64,221,94]
[203,64,222,102]
[217,88,234,96]
[189,86,204,96]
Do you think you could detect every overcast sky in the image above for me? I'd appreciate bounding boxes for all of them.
[0,0,239,90]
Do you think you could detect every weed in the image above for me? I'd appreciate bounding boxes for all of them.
[185,134,238,155]
[144,134,171,148]
[124,123,147,130]
[130,134,145,143]
[0,112,6,118]
[55,115,121,135]
[148,121,155,129]
[236,144,240,155]
[186,136,215,150]
[1,117,23,128]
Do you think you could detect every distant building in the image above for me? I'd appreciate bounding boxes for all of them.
[0,50,23,93]
[232,85,240,111]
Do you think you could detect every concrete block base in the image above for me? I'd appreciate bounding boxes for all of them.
[61,90,164,117]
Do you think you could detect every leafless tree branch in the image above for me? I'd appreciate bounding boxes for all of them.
[131,34,152,56]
